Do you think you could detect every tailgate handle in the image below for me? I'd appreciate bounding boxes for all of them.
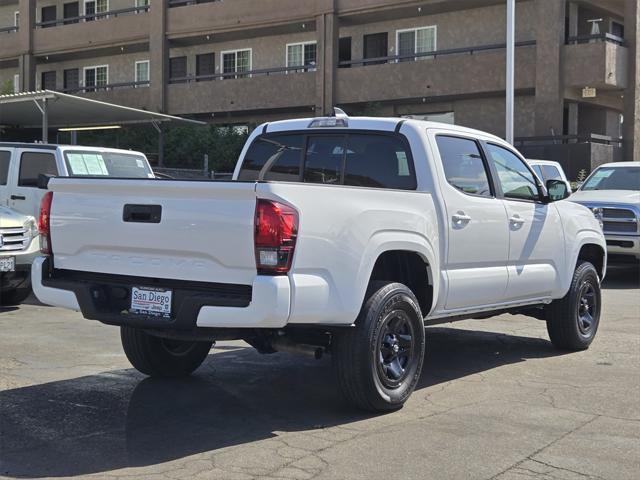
[123,204,162,224]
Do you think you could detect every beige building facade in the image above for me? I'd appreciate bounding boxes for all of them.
[0,0,637,176]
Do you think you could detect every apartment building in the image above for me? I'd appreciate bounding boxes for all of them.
[0,0,637,176]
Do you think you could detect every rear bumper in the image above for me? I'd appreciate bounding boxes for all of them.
[32,257,291,329]
[605,235,640,261]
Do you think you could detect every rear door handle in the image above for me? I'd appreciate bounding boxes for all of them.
[510,215,525,225]
[10,195,26,201]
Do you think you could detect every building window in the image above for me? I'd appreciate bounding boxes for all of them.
[135,0,150,7]
[63,2,80,25]
[363,33,388,65]
[41,5,57,28]
[338,37,352,68]
[84,65,108,92]
[169,56,187,83]
[14,11,19,27]
[135,60,149,86]
[396,26,437,61]
[196,53,215,81]
[221,49,251,79]
[64,68,80,91]
[41,71,57,90]
[286,42,317,72]
[13,74,19,93]
[84,0,108,21]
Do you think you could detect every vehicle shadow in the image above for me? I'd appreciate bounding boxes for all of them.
[602,264,640,290]
[0,306,19,314]
[0,327,563,478]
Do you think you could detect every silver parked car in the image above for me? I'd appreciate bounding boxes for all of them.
[0,206,40,305]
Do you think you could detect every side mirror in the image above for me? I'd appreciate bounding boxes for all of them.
[546,179,570,202]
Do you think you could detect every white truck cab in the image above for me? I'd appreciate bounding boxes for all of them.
[0,143,154,218]
[31,115,607,412]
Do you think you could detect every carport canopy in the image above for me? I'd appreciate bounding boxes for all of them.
[0,90,204,143]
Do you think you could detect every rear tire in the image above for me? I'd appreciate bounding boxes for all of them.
[0,288,31,306]
[546,261,601,350]
[333,281,425,412]
[120,326,213,378]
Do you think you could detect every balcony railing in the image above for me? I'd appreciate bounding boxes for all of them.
[168,0,221,8]
[515,134,623,147]
[338,40,536,67]
[35,5,150,28]
[60,80,150,94]
[169,64,316,84]
[566,33,625,46]
[0,26,18,34]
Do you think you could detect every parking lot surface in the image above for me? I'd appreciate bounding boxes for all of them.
[1,266,638,480]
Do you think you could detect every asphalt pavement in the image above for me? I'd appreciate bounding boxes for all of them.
[1,266,638,480]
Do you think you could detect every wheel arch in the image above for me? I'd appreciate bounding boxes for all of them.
[357,233,439,318]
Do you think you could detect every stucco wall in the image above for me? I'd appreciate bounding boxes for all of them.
[0,3,19,29]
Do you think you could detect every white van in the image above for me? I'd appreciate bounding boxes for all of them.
[0,143,155,218]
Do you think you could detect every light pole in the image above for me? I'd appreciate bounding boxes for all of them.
[506,0,515,144]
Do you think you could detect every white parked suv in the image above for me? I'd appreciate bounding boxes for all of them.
[570,162,640,262]
[0,143,154,218]
[32,114,606,411]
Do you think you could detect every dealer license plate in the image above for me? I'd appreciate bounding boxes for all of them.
[130,287,172,318]
[0,257,15,273]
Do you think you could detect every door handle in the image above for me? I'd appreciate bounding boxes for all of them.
[509,215,525,225]
[452,212,472,225]
[10,195,26,201]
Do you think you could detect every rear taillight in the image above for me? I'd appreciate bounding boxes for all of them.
[254,199,298,275]
[38,191,53,255]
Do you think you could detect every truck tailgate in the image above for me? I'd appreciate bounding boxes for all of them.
[48,178,258,285]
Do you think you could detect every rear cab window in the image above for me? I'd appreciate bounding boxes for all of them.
[18,152,58,187]
[238,132,416,190]
[63,150,153,178]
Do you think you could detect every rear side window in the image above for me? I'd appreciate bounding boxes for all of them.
[436,136,492,197]
[0,151,10,185]
[18,152,58,187]
[238,132,416,190]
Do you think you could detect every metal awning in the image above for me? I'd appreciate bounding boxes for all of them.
[0,90,204,143]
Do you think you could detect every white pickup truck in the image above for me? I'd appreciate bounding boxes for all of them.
[33,114,607,412]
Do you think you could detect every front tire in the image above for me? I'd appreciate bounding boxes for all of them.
[333,282,425,412]
[546,261,601,350]
[120,326,213,378]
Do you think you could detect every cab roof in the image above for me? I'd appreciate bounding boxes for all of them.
[261,116,505,143]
